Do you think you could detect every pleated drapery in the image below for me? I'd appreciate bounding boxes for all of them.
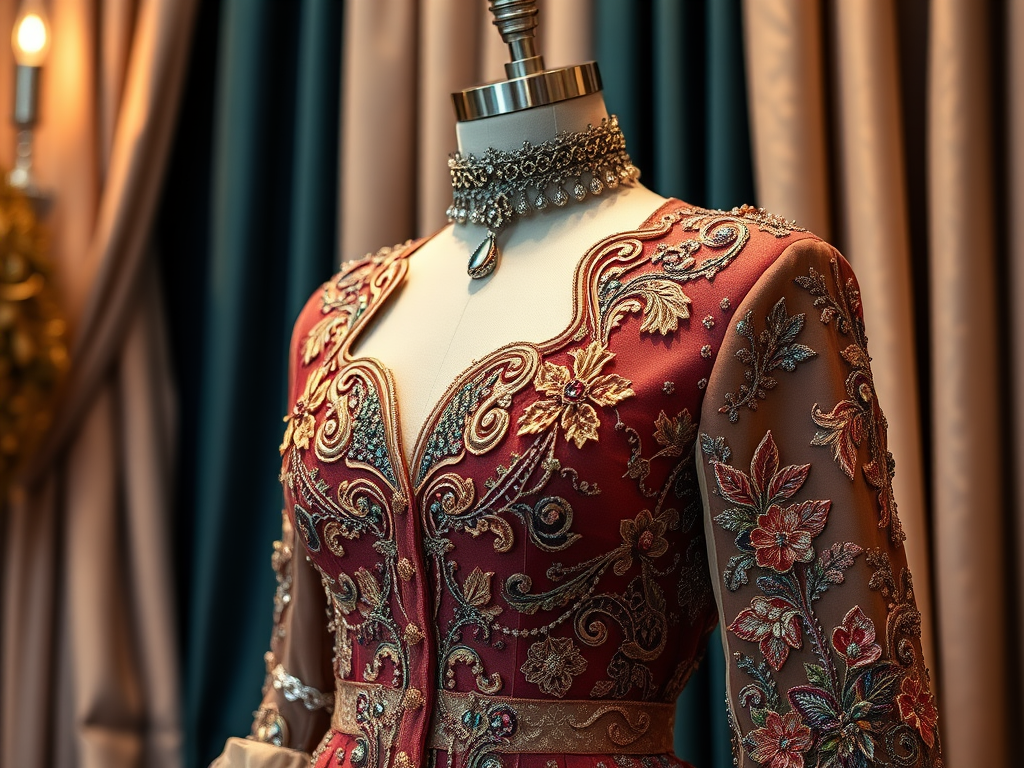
[172,2,343,765]
[0,1,197,767]
[11,1,1015,767]
[742,0,1014,764]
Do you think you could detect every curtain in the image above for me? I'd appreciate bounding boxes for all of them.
[742,1,1012,765]
[0,1,197,767]
[168,1,343,766]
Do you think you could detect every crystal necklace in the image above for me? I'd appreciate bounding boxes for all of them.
[446,116,639,279]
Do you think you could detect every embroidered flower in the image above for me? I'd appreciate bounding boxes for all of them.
[729,595,802,671]
[280,366,330,454]
[831,606,882,669]
[615,509,671,575]
[520,635,588,698]
[747,711,813,768]
[896,675,938,748]
[749,500,830,572]
[517,340,634,448]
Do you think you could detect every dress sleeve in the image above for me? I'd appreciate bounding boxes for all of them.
[209,510,336,767]
[696,237,941,767]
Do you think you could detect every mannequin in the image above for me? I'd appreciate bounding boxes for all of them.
[355,96,666,464]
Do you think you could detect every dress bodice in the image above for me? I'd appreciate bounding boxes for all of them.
[213,200,942,768]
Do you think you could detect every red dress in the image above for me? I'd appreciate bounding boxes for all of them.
[212,200,941,768]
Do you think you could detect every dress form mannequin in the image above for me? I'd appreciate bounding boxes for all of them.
[354,18,667,461]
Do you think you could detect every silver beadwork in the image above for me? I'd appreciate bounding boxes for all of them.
[447,116,639,279]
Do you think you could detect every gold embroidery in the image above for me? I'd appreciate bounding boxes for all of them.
[397,557,415,582]
[517,340,634,448]
[429,689,675,755]
[521,636,589,698]
[404,622,424,645]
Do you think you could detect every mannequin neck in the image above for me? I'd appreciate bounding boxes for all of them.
[455,92,611,156]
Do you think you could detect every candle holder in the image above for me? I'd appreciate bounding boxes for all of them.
[8,0,50,192]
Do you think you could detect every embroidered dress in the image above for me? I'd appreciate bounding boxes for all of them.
[212,200,941,768]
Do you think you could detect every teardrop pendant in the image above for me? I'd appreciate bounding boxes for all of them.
[468,230,500,279]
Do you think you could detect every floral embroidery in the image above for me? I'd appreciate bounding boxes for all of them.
[747,711,813,768]
[729,596,803,671]
[831,607,882,669]
[720,297,817,423]
[712,431,832,591]
[896,676,938,748]
[617,509,671,574]
[280,366,330,454]
[795,259,904,542]
[521,636,589,697]
[713,429,939,767]
[749,500,830,572]
[517,340,634,448]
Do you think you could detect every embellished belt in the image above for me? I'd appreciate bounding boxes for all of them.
[331,681,676,755]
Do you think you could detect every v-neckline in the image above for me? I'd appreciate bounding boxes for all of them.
[336,198,683,494]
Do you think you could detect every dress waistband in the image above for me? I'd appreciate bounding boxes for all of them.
[331,681,676,755]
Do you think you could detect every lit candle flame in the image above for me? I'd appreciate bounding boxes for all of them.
[16,15,46,57]
[12,5,50,67]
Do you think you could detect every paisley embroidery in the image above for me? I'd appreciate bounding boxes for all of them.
[719,297,817,423]
[795,258,904,542]
[517,340,634,448]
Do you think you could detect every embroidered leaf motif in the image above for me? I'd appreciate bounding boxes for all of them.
[700,432,732,464]
[810,399,865,479]
[354,567,382,611]
[766,463,811,504]
[637,279,692,335]
[724,553,756,591]
[720,298,817,422]
[714,462,757,507]
[462,567,502,617]
[652,410,697,458]
[788,685,842,731]
[796,258,905,542]
[715,507,757,533]
[804,662,830,689]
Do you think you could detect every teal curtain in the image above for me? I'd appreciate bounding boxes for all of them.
[596,3,755,767]
[158,1,342,766]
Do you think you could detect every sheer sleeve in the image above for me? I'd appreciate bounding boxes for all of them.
[697,237,941,767]
[210,510,336,766]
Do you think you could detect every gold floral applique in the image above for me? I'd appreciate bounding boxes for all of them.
[521,635,588,698]
[280,365,330,454]
[517,340,634,448]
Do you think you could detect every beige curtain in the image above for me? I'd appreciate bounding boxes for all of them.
[1,1,196,766]
[339,0,593,260]
[743,0,1011,765]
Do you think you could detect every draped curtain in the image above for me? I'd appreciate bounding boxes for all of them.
[0,1,197,767]
[7,1,1015,768]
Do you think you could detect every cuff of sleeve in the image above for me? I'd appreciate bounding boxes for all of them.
[209,737,312,768]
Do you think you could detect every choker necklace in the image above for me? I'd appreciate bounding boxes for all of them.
[446,115,639,279]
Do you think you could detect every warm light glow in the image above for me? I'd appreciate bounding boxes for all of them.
[12,5,50,67]
[17,16,46,56]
